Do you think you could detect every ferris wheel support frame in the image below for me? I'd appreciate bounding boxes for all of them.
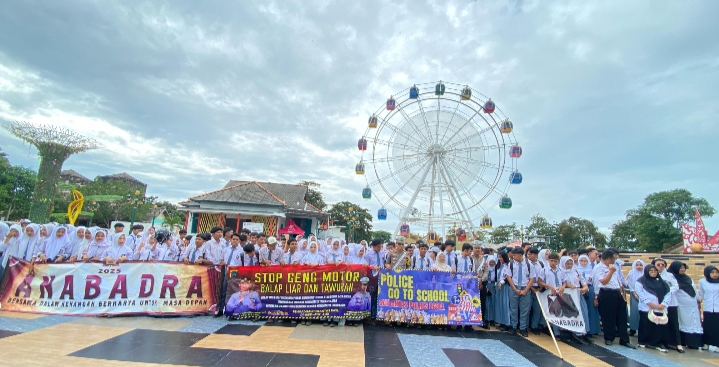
[436,156,446,240]
[440,157,477,237]
[393,160,434,239]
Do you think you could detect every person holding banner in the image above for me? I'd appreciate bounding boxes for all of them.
[36,225,69,263]
[87,229,110,260]
[503,247,537,337]
[100,233,133,264]
[442,240,458,269]
[183,234,208,264]
[205,227,225,265]
[69,227,94,263]
[593,250,635,348]
[0,223,22,274]
[301,241,324,266]
[282,239,301,265]
[259,236,283,266]
[560,256,591,344]
[410,243,433,270]
[134,231,158,261]
[16,223,40,262]
[223,233,244,266]
[365,239,384,319]
[326,239,345,266]
[635,264,671,352]
[433,252,452,272]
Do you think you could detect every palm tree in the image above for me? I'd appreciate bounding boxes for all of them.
[162,214,185,231]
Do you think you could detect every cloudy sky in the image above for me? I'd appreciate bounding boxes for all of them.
[1,0,717,234]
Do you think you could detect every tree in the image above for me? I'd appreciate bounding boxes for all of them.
[162,214,185,232]
[2,121,98,222]
[0,146,9,168]
[155,200,180,219]
[472,229,490,242]
[327,201,373,242]
[527,214,560,251]
[0,165,37,220]
[609,189,714,252]
[640,189,715,227]
[555,217,607,250]
[489,223,519,244]
[300,180,327,211]
[372,230,392,243]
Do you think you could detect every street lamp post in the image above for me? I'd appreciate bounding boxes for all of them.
[126,190,147,229]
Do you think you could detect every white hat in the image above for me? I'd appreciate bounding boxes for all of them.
[267,236,278,245]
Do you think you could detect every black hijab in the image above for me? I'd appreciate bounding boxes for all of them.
[669,261,696,298]
[638,265,670,303]
[704,266,719,284]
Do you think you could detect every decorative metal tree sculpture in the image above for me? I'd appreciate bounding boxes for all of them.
[2,121,99,223]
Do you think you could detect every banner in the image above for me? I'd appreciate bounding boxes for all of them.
[536,288,586,334]
[224,264,372,320]
[0,257,221,316]
[242,222,264,233]
[376,270,482,326]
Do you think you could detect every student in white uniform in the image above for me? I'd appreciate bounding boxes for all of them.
[204,227,225,265]
[282,239,301,266]
[100,233,133,264]
[222,233,244,266]
[183,234,209,264]
[503,247,536,337]
[701,266,719,352]
[134,232,158,261]
[259,236,283,266]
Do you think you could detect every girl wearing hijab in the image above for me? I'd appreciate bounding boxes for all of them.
[87,229,110,260]
[70,227,95,262]
[37,223,55,246]
[634,264,671,352]
[326,240,344,265]
[432,252,451,272]
[625,260,646,336]
[100,233,133,264]
[668,261,703,350]
[301,242,324,266]
[559,256,590,343]
[537,249,550,269]
[701,266,719,352]
[341,244,351,263]
[134,232,158,261]
[653,258,682,352]
[16,223,40,261]
[494,252,512,331]
[0,222,9,247]
[298,239,309,256]
[485,255,498,327]
[67,226,85,260]
[347,246,368,265]
[0,224,23,273]
[577,254,600,336]
[41,226,71,263]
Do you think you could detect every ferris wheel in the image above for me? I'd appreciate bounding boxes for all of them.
[355,81,523,240]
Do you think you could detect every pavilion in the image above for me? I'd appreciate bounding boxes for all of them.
[179,181,328,236]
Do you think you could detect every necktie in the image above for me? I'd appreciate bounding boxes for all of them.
[190,248,196,263]
[553,269,559,287]
[250,255,254,266]
[289,253,293,264]
[376,251,380,267]
[268,249,273,263]
[420,257,424,270]
[228,247,235,264]
[464,257,468,272]
[518,261,523,286]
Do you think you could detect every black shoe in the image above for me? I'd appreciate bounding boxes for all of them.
[582,335,592,344]
[605,340,613,346]
[676,347,685,353]
[620,342,636,349]
[520,329,528,337]
[572,334,588,345]
[629,329,636,336]
[498,325,508,332]
[508,327,517,335]
[482,324,490,330]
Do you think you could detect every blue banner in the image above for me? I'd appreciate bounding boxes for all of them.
[377,270,482,326]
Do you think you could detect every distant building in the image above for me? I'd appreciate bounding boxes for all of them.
[59,169,92,186]
[179,180,328,236]
[99,172,147,194]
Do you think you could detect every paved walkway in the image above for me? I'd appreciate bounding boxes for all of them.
[0,311,716,366]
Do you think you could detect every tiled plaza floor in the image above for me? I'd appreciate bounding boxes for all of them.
[0,311,717,366]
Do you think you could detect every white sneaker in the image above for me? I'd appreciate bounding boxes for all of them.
[638,344,646,348]
[655,346,668,353]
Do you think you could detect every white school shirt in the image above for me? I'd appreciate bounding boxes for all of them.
[455,255,474,272]
[127,233,141,251]
[444,251,457,269]
[634,281,670,312]
[592,262,623,291]
[410,255,433,270]
[542,267,562,288]
[259,246,284,265]
[100,245,133,261]
[700,279,719,312]
[184,245,205,263]
[659,270,679,307]
[502,259,537,288]
[282,251,301,265]
[204,239,224,265]
[222,245,243,266]
[156,244,179,261]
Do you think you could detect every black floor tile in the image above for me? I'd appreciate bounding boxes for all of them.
[443,348,495,367]
[111,329,208,346]
[115,344,189,363]
[215,350,276,367]
[365,344,406,359]
[268,353,319,367]
[571,343,651,367]
[70,341,142,359]
[365,357,411,367]
[0,329,21,339]
[364,332,403,344]
[263,320,300,327]
[164,347,232,366]
[214,324,261,336]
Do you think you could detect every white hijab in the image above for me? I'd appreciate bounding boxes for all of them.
[1,224,23,267]
[44,225,70,259]
[17,223,40,261]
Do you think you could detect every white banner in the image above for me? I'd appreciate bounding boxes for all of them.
[242,222,264,233]
[537,288,586,334]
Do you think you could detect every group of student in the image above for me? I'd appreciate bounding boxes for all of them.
[4,220,719,352]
